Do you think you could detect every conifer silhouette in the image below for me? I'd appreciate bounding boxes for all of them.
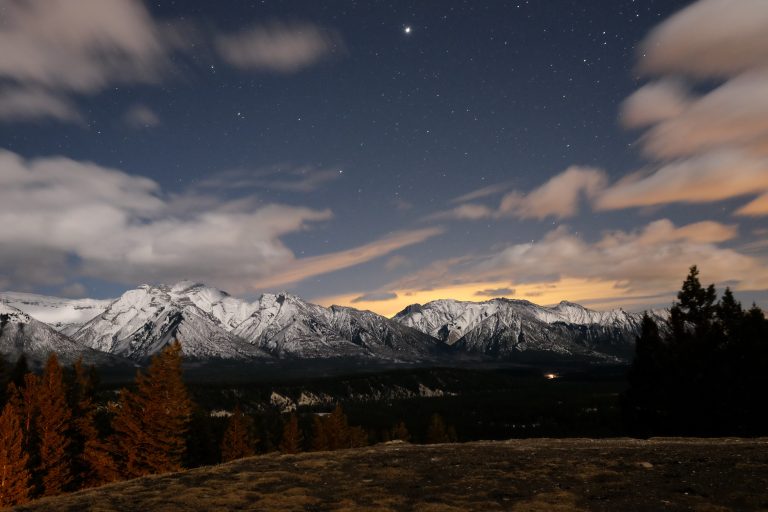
[35,354,74,496]
[220,404,256,462]
[112,341,193,478]
[279,412,304,454]
[0,392,32,506]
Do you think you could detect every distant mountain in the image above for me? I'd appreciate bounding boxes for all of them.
[394,298,665,361]
[234,292,441,360]
[0,303,121,367]
[0,291,112,336]
[0,283,663,365]
[72,283,270,361]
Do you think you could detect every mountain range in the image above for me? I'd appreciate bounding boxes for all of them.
[0,281,664,367]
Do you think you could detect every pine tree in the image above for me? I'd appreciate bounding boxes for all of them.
[716,287,743,339]
[220,405,256,462]
[324,404,351,450]
[279,413,303,454]
[111,341,193,478]
[0,394,32,506]
[69,359,118,488]
[426,413,450,444]
[35,354,74,496]
[310,414,329,451]
[389,421,411,442]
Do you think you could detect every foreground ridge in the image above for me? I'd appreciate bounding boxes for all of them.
[15,438,768,512]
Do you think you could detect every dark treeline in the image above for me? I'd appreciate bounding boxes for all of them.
[0,341,457,507]
[623,266,768,436]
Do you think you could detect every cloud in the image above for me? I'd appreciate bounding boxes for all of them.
[737,192,768,216]
[474,287,515,297]
[351,292,398,303]
[639,0,768,79]
[198,165,342,193]
[497,166,607,219]
[637,71,768,160]
[474,219,764,294]
[0,0,176,93]
[596,150,768,210]
[0,149,429,294]
[124,104,160,128]
[215,22,343,73]
[621,80,690,129]
[0,87,83,123]
[0,2,345,123]
[58,283,88,298]
[430,168,606,221]
[450,183,511,204]
[384,255,410,271]
[251,227,444,289]
[427,203,495,221]
[349,218,763,314]
[487,0,768,218]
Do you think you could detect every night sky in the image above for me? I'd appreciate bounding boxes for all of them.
[1,0,767,315]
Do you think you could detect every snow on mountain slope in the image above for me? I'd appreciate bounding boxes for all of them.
[234,293,441,360]
[0,303,120,366]
[393,298,662,361]
[0,292,112,336]
[168,281,258,331]
[73,284,269,361]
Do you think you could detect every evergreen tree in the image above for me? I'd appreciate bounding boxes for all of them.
[0,400,32,507]
[324,404,352,450]
[35,354,74,496]
[310,414,329,451]
[69,359,117,488]
[389,421,411,442]
[426,413,450,444]
[716,287,743,339]
[624,266,768,435]
[670,265,717,339]
[220,405,256,462]
[624,314,667,433]
[111,341,193,478]
[186,406,219,468]
[279,413,303,454]
[9,355,29,390]
[0,354,9,407]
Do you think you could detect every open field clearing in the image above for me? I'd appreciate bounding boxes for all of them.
[14,438,768,512]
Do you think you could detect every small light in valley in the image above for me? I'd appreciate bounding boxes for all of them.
[544,373,559,380]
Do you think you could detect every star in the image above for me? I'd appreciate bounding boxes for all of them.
[404,26,412,34]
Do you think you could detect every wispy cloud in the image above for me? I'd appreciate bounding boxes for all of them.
[215,22,343,73]
[474,287,515,297]
[0,87,83,123]
[351,292,398,303]
[433,0,768,218]
[251,227,444,289]
[450,182,511,204]
[124,104,160,128]
[198,165,343,193]
[0,2,346,123]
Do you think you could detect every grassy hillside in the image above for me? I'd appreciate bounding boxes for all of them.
[14,438,768,512]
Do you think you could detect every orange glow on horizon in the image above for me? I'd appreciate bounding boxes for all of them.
[311,277,673,318]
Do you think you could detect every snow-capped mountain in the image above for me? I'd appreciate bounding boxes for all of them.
[72,283,269,361]
[0,291,112,336]
[1,283,659,365]
[393,298,660,361]
[234,292,440,359]
[0,303,120,366]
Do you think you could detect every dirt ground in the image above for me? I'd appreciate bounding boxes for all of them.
[13,438,768,512]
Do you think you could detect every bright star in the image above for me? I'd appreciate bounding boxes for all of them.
[404,26,412,34]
